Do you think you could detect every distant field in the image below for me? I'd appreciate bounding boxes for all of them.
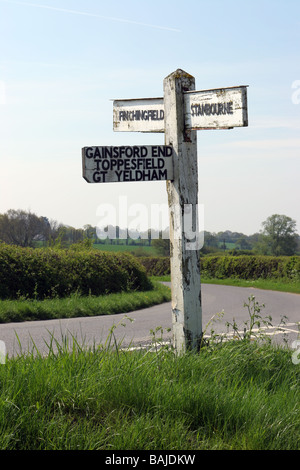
[93,243,157,256]
[218,241,236,250]
[93,242,236,255]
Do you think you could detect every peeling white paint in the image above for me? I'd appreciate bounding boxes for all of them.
[164,70,203,354]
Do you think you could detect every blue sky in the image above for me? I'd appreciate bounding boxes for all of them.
[0,0,299,235]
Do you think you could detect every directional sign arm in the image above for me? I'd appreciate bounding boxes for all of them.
[184,86,248,130]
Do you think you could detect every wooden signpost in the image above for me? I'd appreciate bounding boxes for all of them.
[82,69,248,354]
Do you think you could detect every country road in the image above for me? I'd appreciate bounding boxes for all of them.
[0,284,299,357]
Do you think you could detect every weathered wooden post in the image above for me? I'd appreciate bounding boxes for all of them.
[82,69,248,355]
[164,69,202,354]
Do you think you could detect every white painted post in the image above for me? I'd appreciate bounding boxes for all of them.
[164,69,202,354]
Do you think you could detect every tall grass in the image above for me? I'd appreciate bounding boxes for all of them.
[0,332,298,450]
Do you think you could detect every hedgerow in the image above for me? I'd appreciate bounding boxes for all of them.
[139,257,171,276]
[200,255,300,280]
[0,243,152,300]
[139,255,300,281]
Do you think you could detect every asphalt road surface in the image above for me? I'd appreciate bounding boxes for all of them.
[1,284,299,357]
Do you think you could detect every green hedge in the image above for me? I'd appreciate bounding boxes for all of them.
[139,255,300,280]
[139,257,171,276]
[201,255,300,280]
[0,243,152,300]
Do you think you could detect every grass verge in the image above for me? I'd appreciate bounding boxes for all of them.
[0,338,298,450]
[152,275,300,294]
[0,281,171,323]
[201,277,300,294]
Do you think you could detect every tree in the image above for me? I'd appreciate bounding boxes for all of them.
[0,209,50,247]
[236,236,252,251]
[260,214,298,256]
[152,238,170,256]
[83,224,96,241]
[203,231,219,248]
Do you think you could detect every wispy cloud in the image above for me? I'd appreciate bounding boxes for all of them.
[1,0,181,32]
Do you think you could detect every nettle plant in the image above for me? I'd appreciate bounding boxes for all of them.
[202,295,289,348]
[225,295,288,344]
